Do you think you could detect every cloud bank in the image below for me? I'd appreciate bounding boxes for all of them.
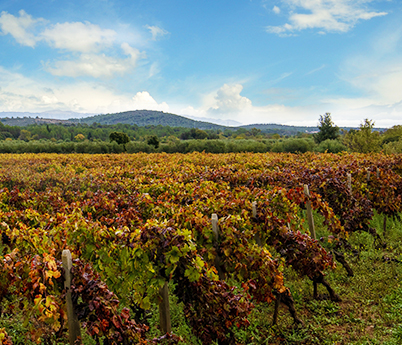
[267,0,387,35]
[0,10,150,78]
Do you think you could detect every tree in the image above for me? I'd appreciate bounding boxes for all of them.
[109,132,130,146]
[18,129,32,141]
[147,135,160,149]
[314,113,339,144]
[382,125,402,145]
[74,134,85,141]
[249,128,262,137]
[180,128,208,140]
[343,119,381,153]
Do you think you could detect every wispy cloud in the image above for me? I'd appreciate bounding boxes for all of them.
[304,64,326,75]
[145,25,169,40]
[266,0,388,35]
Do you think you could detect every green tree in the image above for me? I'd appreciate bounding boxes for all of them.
[18,129,32,141]
[147,135,160,149]
[109,132,130,145]
[180,128,208,140]
[382,125,402,145]
[343,119,381,153]
[314,113,339,144]
[249,128,262,137]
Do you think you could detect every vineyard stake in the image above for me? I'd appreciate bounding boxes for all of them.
[252,201,257,218]
[212,213,219,239]
[303,185,316,240]
[158,281,171,334]
[347,173,352,195]
[377,167,380,178]
[62,249,82,345]
[252,202,262,246]
[211,213,225,280]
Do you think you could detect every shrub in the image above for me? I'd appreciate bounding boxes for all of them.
[315,139,348,153]
[280,138,314,153]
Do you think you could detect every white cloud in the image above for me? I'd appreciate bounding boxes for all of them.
[44,43,143,78]
[145,25,169,40]
[46,54,130,78]
[1,65,401,128]
[0,10,44,47]
[41,22,145,78]
[267,0,388,35]
[207,84,252,118]
[41,22,116,53]
[132,91,169,111]
[273,6,281,14]
[176,80,402,127]
[0,10,148,79]
[0,66,167,114]
[180,83,312,125]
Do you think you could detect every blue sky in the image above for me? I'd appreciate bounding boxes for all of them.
[0,0,401,127]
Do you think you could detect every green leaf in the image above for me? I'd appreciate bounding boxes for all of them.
[140,296,151,310]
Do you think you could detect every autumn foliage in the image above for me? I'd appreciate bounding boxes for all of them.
[1,152,402,344]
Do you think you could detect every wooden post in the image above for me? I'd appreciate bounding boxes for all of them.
[303,185,316,240]
[212,213,219,239]
[367,170,371,183]
[211,214,225,279]
[347,173,352,195]
[377,167,380,178]
[62,250,82,345]
[251,202,262,246]
[158,281,171,334]
[252,201,257,219]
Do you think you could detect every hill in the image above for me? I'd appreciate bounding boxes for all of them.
[68,110,321,135]
[1,109,376,136]
[69,110,225,130]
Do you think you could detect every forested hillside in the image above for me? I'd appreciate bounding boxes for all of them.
[1,110,323,135]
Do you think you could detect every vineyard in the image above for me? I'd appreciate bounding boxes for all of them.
[1,152,402,344]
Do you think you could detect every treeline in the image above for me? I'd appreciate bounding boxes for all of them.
[0,121,252,142]
[0,137,358,154]
[1,115,402,154]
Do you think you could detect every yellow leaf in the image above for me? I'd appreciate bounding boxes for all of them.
[47,259,57,271]
[39,283,46,293]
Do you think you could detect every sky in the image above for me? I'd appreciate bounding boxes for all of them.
[0,0,401,127]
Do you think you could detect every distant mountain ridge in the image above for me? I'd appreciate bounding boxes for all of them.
[0,109,374,135]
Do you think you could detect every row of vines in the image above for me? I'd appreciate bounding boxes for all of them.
[1,152,402,344]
